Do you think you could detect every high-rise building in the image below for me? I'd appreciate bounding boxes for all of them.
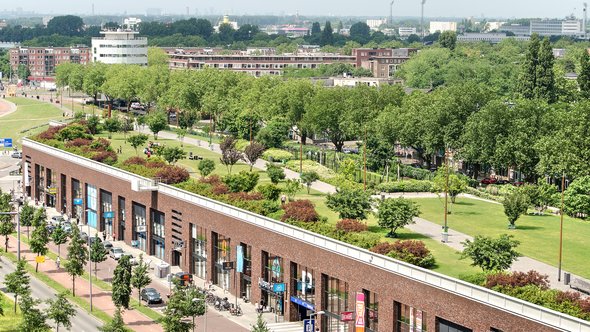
[366,19,387,28]
[91,29,147,66]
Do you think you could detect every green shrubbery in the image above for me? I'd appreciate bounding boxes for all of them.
[287,219,381,250]
[261,149,294,161]
[376,180,437,193]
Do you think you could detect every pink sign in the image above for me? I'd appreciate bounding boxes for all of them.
[355,293,365,332]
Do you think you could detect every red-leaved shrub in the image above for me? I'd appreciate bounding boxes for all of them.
[212,185,229,195]
[485,270,550,290]
[153,166,189,184]
[228,191,264,202]
[336,219,369,233]
[147,161,167,169]
[38,126,62,140]
[122,157,147,167]
[556,290,581,304]
[391,240,431,259]
[65,138,92,148]
[370,242,396,255]
[92,151,118,164]
[199,174,223,187]
[281,200,319,223]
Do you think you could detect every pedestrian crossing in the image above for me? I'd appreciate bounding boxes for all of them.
[267,322,303,332]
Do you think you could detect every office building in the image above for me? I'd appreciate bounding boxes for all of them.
[123,17,142,30]
[91,29,148,66]
[457,33,530,43]
[429,21,457,33]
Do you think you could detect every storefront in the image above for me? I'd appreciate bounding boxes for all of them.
[35,165,45,204]
[72,179,82,221]
[192,224,207,280]
[260,251,285,316]
[396,302,428,332]
[292,262,316,321]
[323,275,350,332]
[86,183,98,228]
[101,190,113,236]
[238,243,252,301]
[151,210,165,260]
[118,197,126,241]
[213,233,231,290]
[47,169,57,208]
[133,203,147,251]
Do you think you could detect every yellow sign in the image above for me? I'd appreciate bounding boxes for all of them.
[48,188,57,194]
[35,256,45,263]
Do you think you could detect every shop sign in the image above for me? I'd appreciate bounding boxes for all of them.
[104,211,114,219]
[173,240,185,250]
[48,188,57,194]
[136,225,147,233]
[290,296,315,311]
[355,292,365,332]
[273,283,286,292]
[416,310,423,331]
[340,311,354,322]
[74,199,83,205]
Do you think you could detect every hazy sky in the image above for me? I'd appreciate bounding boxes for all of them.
[5,1,588,20]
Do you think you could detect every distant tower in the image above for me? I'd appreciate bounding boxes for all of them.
[223,9,229,24]
[390,1,394,27]
[295,10,300,23]
[92,4,94,15]
[186,7,189,15]
[421,0,426,40]
[584,3,588,38]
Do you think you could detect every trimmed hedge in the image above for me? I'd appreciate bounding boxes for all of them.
[377,180,437,193]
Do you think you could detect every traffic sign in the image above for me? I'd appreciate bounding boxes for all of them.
[35,256,45,263]
[303,319,315,332]
[0,138,12,147]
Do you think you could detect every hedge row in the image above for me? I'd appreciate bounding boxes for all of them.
[376,180,437,193]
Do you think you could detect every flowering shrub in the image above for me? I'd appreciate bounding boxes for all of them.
[370,242,396,255]
[262,149,294,161]
[336,219,369,233]
[281,199,319,223]
[485,270,550,290]
[153,166,190,184]
[122,157,147,167]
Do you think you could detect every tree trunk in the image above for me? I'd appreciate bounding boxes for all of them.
[14,295,17,313]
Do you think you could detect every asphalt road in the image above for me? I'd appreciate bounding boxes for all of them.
[0,256,103,332]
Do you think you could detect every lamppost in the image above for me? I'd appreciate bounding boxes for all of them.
[310,311,325,331]
[192,298,207,332]
[84,208,93,311]
[558,171,565,282]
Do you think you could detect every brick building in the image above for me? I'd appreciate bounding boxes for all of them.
[9,45,90,81]
[354,48,418,78]
[22,137,590,332]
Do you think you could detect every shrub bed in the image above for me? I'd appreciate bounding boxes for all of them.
[385,239,436,268]
[262,148,294,161]
[285,160,337,180]
[281,200,320,223]
[377,180,437,193]
[336,219,369,233]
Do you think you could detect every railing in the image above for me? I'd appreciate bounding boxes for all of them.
[24,138,590,332]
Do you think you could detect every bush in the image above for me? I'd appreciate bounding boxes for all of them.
[65,138,92,148]
[266,163,286,184]
[228,191,264,202]
[153,166,190,184]
[261,200,281,214]
[121,156,147,167]
[92,151,118,165]
[223,171,260,193]
[335,219,369,233]
[199,174,223,187]
[147,161,167,169]
[281,200,319,223]
[458,272,487,286]
[370,242,396,255]
[262,149,294,161]
[485,270,550,290]
[377,180,436,193]
[212,185,229,195]
[385,239,436,268]
[285,160,337,180]
[257,183,282,201]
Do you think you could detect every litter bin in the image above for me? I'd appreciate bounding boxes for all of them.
[564,272,571,285]
[154,262,170,278]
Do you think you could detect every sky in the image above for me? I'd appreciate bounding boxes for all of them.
[4,0,589,20]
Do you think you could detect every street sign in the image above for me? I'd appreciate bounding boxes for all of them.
[0,138,12,147]
[74,199,83,205]
[104,211,114,219]
[173,240,185,250]
[273,283,286,292]
[222,261,234,270]
[35,256,45,263]
[303,319,315,332]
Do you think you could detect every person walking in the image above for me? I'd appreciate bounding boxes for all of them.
[255,302,260,313]
[102,231,106,242]
[281,194,286,205]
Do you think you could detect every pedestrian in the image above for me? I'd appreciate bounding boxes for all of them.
[112,232,116,241]
[56,257,61,268]
[209,280,213,290]
[260,298,265,311]
[102,231,106,242]
[119,146,122,154]
[255,302,260,313]
[281,194,286,205]
[223,280,227,294]
[204,280,208,289]
[147,151,151,158]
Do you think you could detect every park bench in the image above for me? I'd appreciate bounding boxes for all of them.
[188,152,203,160]
[570,278,590,295]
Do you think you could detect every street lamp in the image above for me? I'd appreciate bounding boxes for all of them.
[310,311,325,330]
[192,298,207,332]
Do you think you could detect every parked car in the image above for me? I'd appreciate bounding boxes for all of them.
[11,152,22,159]
[429,166,438,172]
[496,180,511,185]
[61,222,72,232]
[47,225,56,235]
[121,252,136,265]
[109,247,124,260]
[141,288,163,304]
[481,178,498,184]
[89,237,102,245]
[409,163,423,169]
[47,88,57,92]
[102,241,113,250]
[79,232,88,242]
[49,216,65,226]
[342,147,352,154]
[512,182,524,187]
[171,271,193,286]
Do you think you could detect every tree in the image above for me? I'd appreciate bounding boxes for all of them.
[127,134,149,156]
[45,291,76,332]
[218,23,236,43]
[104,117,121,139]
[131,254,152,307]
[197,159,216,178]
[147,46,169,67]
[111,255,132,310]
[284,179,302,201]
[255,118,290,149]
[534,36,555,103]
[433,166,467,214]
[438,30,457,51]
[223,171,260,193]
[311,22,321,35]
[46,15,84,37]
[257,183,282,201]
[90,232,108,280]
[563,176,590,217]
[19,201,35,239]
[350,22,370,38]
[0,218,15,253]
[321,21,333,46]
[219,136,241,174]
[178,110,199,129]
[266,163,286,184]
[517,33,540,99]
[63,225,87,297]
[148,111,168,140]
[503,191,528,229]
[376,197,421,238]
[326,187,373,220]
[242,141,266,171]
[29,208,49,273]
[579,50,590,99]
[97,308,125,332]
[162,146,187,165]
[250,313,271,332]
[4,258,30,313]
[161,279,194,332]
[407,34,421,43]
[86,115,101,135]
[119,118,133,142]
[184,286,206,330]
[460,234,521,272]
[300,171,320,194]
[83,62,108,111]
[18,293,48,332]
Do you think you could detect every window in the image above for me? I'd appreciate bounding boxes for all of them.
[396,302,427,331]
[323,275,349,331]
[192,225,207,257]
[215,233,230,264]
[152,210,165,238]
[365,291,379,331]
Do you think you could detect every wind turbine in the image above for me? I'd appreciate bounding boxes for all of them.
[421,0,426,40]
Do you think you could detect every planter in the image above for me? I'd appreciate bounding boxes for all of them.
[441,232,449,243]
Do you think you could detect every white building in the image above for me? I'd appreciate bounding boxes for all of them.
[42,16,53,26]
[429,21,457,33]
[486,21,507,32]
[457,33,530,43]
[399,27,417,35]
[530,15,583,36]
[91,29,148,66]
[123,17,142,30]
[366,19,387,28]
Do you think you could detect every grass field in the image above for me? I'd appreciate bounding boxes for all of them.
[414,196,590,279]
[0,291,21,332]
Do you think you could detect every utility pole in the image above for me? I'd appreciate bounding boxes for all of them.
[558,171,565,282]
[442,144,449,242]
[249,103,252,143]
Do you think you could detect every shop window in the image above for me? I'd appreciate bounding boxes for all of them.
[293,263,315,305]
[365,291,378,331]
[396,302,427,331]
[133,203,147,251]
[437,318,471,332]
[323,275,349,332]
[259,251,285,316]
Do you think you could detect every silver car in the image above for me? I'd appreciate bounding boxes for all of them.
[109,247,124,260]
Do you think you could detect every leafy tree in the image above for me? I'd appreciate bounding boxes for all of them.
[73,111,85,122]
[127,134,149,156]
[29,208,49,273]
[257,183,282,201]
[534,36,555,103]
[250,313,271,332]
[300,171,320,194]
[311,22,321,35]
[438,30,457,51]
[45,291,76,332]
[83,62,108,111]
[517,33,540,99]
[255,118,290,149]
[161,279,194,332]
[266,163,286,184]
[4,258,30,313]
[578,50,590,99]
[63,225,87,297]
[219,136,241,174]
[433,166,467,213]
[178,110,199,129]
[162,146,187,165]
[147,46,170,67]
[111,255,132,310]
[284,179,302,201]
[18,293,48,332]
[197,159,216,178]
[326,187,373,220]
[131,254,152,307]
[19,201,35,239]
[242,141,266,171]
[86,115,101,135]
[350,22,370,38]
[460,234,521,272]
[0,218,15,253]
[223,171,260,193]
[119,118,133,142]
[218,23,236,43]
[90,232,108,280]
[321,21,333,46]
[104,117,121,139]
[176,128,187,147]
[97,308,125,332]
[563,176,590,217]
[407,34,421,43]
[504,191,529,229]
[148,111,168,140]
[184,286,206,330]
[46,15,84,37]
[376,197,421,238]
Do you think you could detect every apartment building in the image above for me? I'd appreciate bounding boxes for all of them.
[352,48,418,77]
[429,21,458,33]
[366,18,387,28]
[457,33,530,43]
[9,45,90,80]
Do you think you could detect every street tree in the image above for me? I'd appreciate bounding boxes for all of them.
[111,255,132,310]
[219,136,241,174]
[161,279,194,332]
[148,111,168,140]
[376,197,421,238]
[184,284,206,329]
[326,187,373,220]
[19,201,35,239]
[460,234,521,272]
[97,308,125,332]
[241,141,266,171]
[119,118,133,142]
[284,179,302,201]
[104,117,121,139]
[197,159,216,178]
[18,293,48,332]
[130,254,152,307]
[45,291,77,332]
[63,225,87,297]
[176,128,187,147]
[127,134,149,156]
[29,208,50,272]
[0,219,15,253]
[83,62,108,112]
[51,222,68,258]
[162,146,188,165]
[178,109,199,129]
[300,171,320,195]
[433,166,467,214]
[90,232,108,280]
[4,258,30,313]
[250,313,271,332]
[504,191,529,229]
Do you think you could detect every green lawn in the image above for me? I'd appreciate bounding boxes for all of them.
[414,196,590,279]
[0,291,21,332]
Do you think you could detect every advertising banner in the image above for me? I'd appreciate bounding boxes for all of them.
[355,292,365,332]
[416,310,423,331]
[0,138,12,147]
[236,245,243,273]
[340,311,354,322]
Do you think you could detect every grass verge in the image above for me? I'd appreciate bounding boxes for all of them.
[0,291,21,332]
